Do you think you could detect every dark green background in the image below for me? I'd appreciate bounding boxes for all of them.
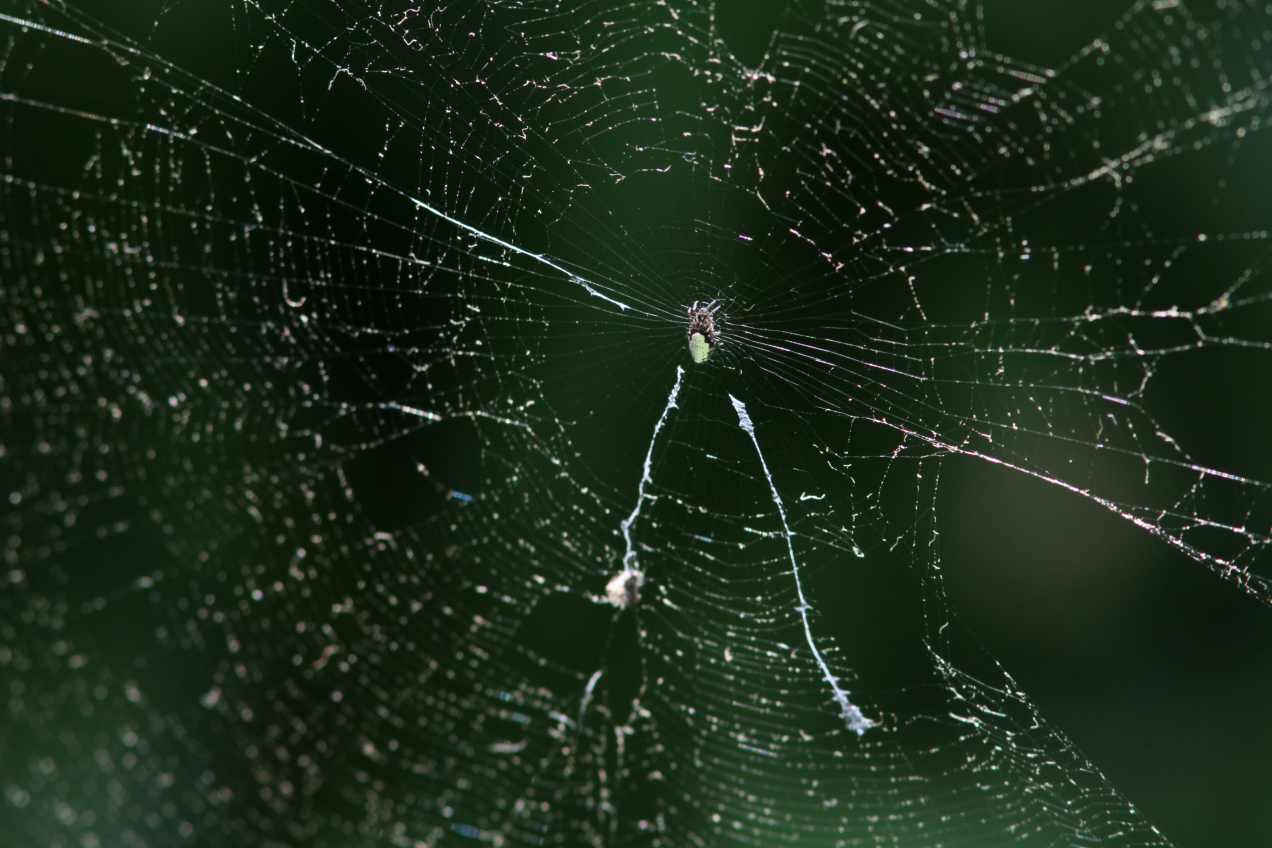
[3,1,1271,846]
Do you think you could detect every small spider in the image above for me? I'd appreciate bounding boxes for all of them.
[685,299,721,364]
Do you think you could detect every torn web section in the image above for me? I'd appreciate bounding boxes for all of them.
[570,370,1169,846]
[729,393,874,736]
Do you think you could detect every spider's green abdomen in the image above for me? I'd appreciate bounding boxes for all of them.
[688,331,711,364]
[685,299,720,363]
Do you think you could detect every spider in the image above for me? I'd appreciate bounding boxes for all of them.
[685,299,721,364]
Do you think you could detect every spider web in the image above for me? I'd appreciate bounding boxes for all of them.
[3,0,1272,845]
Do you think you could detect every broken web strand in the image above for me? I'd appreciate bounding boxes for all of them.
[730,394,877,737]
[584,366,687,842]
[607,365,685,607]
[621,365,686,569]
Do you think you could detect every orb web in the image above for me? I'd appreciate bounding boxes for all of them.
[3,1,1272,845]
